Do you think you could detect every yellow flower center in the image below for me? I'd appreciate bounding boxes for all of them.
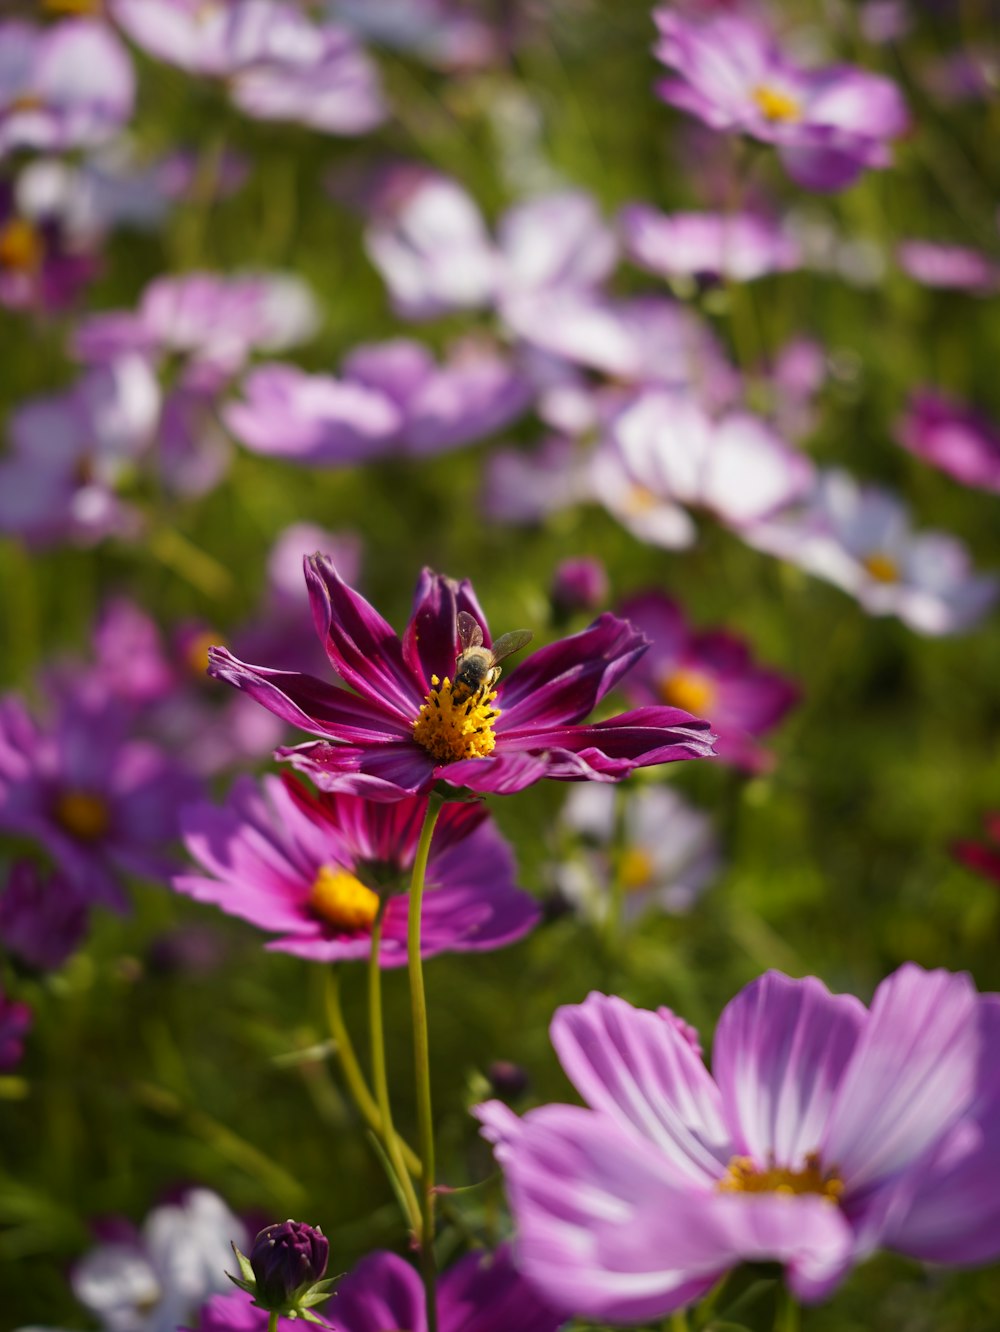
[310,866,380,931]
[659,669,716,717]
[185,629,221,678]
[412,674,499,765]
[619,846,655,893]
[0,219,44,274]
[752,85,802,123]
[43,0,104,15]
[862,552,899,583]
[54,790,111,842]
[624,484,659,516]
[718,1153,843,1203]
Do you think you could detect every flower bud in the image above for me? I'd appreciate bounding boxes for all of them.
[550,558,608,619]
[250,1221,329,1309]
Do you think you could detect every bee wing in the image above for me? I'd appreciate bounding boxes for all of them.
[488,629,533,666]
[457,610,484,652]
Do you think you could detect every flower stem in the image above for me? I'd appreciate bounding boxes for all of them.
[324,968,421,1177]
[408,792,444,1332]
[267,1313,278,1332]
[368,909,422,1234]
[776,1287,801,1332]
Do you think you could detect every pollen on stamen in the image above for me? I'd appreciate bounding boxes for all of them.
[752,85,802,123]
[412,674,500,764]
[717,1152,843,1204]
[310,866,380,931]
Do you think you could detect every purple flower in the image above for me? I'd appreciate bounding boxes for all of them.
[747,469,999,635]
[0,683,202,913]
[617,591,799,772]
[247,1220,328,1310]
[897,240,999,293]
[0,359,157,548]
[110,1,386,135]
[621,205,800,283]
[176,773,540,964]
[483,436,595,527]
[191,1246,564,1332]
[897,389,1000,494]
[0,178,99,313]
[550,558,609,617]
[208,558,714,801]
[0,19,135,159]
[0,988,32,1072]
[0,859,89,972]
[594,390,815,548]
[335,0,505,72]
[477,966,998,1319]
[653,10,910,191]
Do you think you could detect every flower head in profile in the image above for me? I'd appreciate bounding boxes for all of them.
[0,859,89,973]
[176,774,540,964]
[191,1245,564,1331]
[897,389,1000,495]
[477,966,999,1322]
[208,558,714,801]
[653,10,909,191]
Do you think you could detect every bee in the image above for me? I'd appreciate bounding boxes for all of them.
[452,611,532,702]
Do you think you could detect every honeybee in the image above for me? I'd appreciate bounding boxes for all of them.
[453,611,532,701]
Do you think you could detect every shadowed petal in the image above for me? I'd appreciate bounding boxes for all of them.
[277,737,436,800]
[332,1251,426,1332]
[402,568,491,693]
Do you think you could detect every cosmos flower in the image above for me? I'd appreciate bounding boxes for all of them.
[225,338,531,465]
[0,359,157,548]
[0,18,135,159]
[554,782,721,922]
[621,205,800,283]
[0,178,99,314]
[897,241,999,294]
[364,174,615,321]
[477,966,999,1321]
[746,469,999,635]
[71,1189,247,1332]
[334,0,506,72]
[110,0,386,136]
[0,988,32,1072]
[593,390,814,549]
[0,682,201,913]
[0,860,90,973]
[189,1246,564,1332]
[617,591,799,772]
[175,774,540,964]
[653,10,909,191]
[896,390,1000,494]
[208,558,714,801]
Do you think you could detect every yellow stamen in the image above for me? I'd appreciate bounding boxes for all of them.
[659,669,716,718]
[412,674,499,764]
[718,1153,843,1203]
[752,85,802,123]
[862,552,899,583]
[0,219,44,274]
[624,484,659,516]
[43,0,104,15]
[54,791,111,842]
[310,866,380,931]
[619,846,655,893]
[184,629,221,678]
[6,94,45,115]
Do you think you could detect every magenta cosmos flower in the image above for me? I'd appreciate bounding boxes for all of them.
[618,591,798,772]
[189,1246,564,1331]
[0,683,201,913]
[477,965,999,1321]
[208,559,714,801]
[653,11,909,191]
[176,774,539,964]
[897,389,1000,495]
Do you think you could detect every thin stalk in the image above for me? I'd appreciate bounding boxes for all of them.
[776,1287,801,1332]
[368,909,422,1234]
[323,969,421,1177]
[267,1314,278,1332]
[670,1310,690,1332]
[408,793,445,1332]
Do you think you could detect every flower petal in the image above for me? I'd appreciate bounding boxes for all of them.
[402,568,491,693]
[331,1250,425,1332]
[550,991,731,1186]
[712,971,866,1168]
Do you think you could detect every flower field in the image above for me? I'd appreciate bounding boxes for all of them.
[2,3,1000,1330]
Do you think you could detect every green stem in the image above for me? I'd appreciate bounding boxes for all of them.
[368,909,422,1234]
[670,1311,690,1332]
[323,969,421,1177]
[267,1313,278,1332]
[776,1287,801,1332]
[408,793,444,1332]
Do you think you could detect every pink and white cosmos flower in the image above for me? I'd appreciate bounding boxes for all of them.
[478,966,1000,1321]
[621,205,801,283]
